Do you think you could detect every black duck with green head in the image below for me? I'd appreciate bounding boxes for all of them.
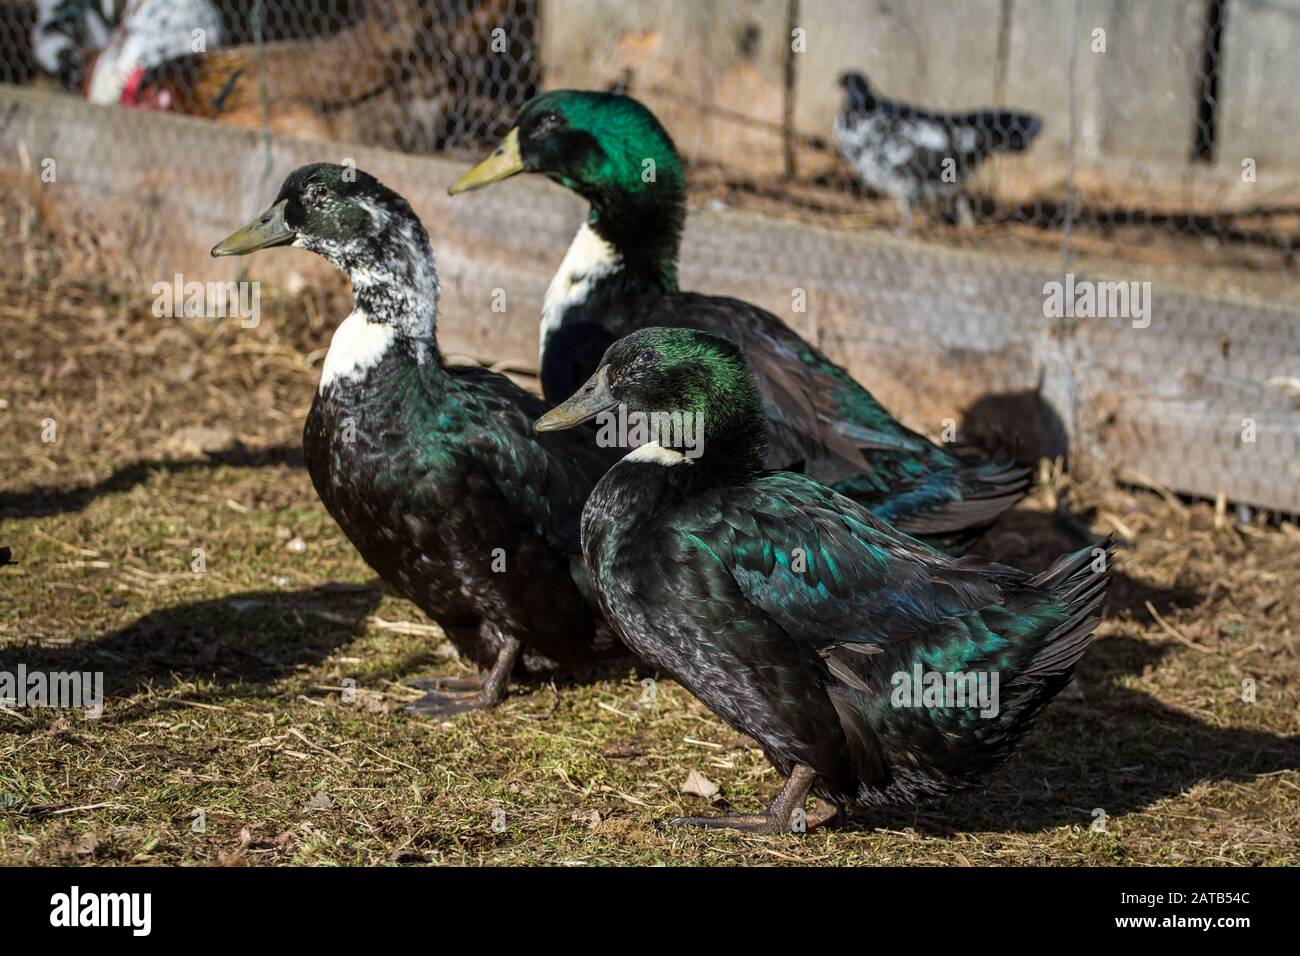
[453,90,1030,551]
[212,163,623,715]
[536,327,1111,832]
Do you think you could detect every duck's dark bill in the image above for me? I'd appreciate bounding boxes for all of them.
[449,128,523,195]
[534,366,617,432]
[210,201,294,257]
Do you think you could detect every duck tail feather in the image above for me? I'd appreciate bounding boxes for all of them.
[1029,534,1115,595]
[1019,535,1115,679]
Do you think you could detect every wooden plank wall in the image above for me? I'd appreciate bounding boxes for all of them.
[542,0,1300,207]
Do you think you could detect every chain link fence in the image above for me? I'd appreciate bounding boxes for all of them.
[1,0,1297,511]
[4,0,539,149]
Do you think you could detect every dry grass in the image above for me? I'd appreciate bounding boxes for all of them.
[0,199,1297,867]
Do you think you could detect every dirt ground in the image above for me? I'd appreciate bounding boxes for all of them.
[1,194,1297,867]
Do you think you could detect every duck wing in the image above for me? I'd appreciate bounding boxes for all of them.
[661,472,1109,793]
[677,472,1013,652]
[679,470,1101,655]
[642,292,1030,539]
[681,469,1108,683]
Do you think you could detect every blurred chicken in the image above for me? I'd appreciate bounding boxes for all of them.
[834,70,1041,227]
[85,0,224,106]
[129,41,403,140]
[33,0,117,90]
[126,0,518,146]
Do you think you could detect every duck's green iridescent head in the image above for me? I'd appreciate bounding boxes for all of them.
[450,91,686,209]
[536,327,766,479]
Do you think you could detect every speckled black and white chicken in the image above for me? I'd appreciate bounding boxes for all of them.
[32,0,114,89]
[833,71,1042,226]
[85,0,223,106]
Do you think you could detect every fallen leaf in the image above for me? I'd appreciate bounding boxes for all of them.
[74,831,99,856]
[355,689,390,714]
[571,808,601,829]
[216,848,247,866]
[681,770,721,802]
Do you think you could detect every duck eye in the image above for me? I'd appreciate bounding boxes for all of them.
[636,348,656,365]
[303,184,326,206]
[533,111,563,136]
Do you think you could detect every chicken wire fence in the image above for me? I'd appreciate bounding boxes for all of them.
[1,0,1297,512]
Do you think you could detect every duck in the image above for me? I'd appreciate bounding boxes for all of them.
[535,327,1112,833]
[833,71,1042,227]
[449,90,1029,551]
[211,163,623,715]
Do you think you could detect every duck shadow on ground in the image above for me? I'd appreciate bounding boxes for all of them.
[0,583,381,719]
[0,581,638,725]
[9,585,1291,834]
[958,385,1202,622]
[0,444,304,520]
[856,633,1300,836]
[959,386,1068,472]
[980,505,1203,624]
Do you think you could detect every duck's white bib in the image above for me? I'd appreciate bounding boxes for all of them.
[625,441,691,467]
[540,222,621,359]
[319,310,396,391]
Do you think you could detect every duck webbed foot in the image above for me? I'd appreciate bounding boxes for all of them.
[668,765,839,834]
[403,635,521,717]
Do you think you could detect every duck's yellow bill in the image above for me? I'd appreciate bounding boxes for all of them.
[449,128,524,195]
